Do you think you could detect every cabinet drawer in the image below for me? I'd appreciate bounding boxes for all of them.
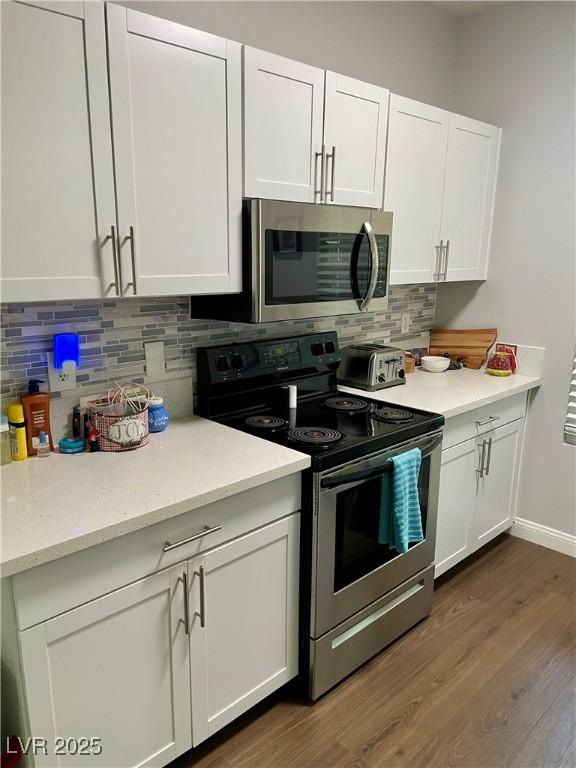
[443,393,527,450]
[12,474,301,630]
[309,566,434,700]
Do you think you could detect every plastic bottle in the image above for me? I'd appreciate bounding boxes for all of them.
[7,404,27,461]
[20,379,53,456]
[36,431,51,458]
[148,397,170,433]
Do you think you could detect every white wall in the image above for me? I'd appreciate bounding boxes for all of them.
[435,2,576,536]
[121,1,457,109]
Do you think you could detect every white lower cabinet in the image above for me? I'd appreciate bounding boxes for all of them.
[8,500,300,768]
[435,415,524,578]
[189,515,299,745]
[19,566,191,768]
[435,439,478,576]
[474,421,522,548]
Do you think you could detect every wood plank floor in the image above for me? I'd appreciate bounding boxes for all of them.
[173,535,576,768]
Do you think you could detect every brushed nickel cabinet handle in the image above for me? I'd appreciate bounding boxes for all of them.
[327,145,336,201]
[443,239,450,281]
[104,225,120,295]
[315,145,326,202]
[476,416,500,427]
[162,524,222,553]
[433,242,442,281]
[197,565,206,628]
[177,571,190,635]
[477,439,486,478]
[434,240,444,281]
[123,225,137,294]
[484,437,493,476]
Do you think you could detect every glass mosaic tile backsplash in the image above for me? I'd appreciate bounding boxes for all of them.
[1,284,436,400]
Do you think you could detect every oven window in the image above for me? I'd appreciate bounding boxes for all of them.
[264,229,388,305]
[333,457,430,592]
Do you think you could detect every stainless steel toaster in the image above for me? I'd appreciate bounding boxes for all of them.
[337,344,406,391]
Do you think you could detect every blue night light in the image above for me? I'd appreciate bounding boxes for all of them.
[53,333,80,370]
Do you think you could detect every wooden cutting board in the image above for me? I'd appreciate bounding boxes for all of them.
[430,328,497,369]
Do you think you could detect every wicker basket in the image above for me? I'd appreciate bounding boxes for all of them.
[90,408,149,452]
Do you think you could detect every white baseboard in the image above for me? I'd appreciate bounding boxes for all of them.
[511,517,576,558]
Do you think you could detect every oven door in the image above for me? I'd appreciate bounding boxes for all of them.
[311,430,442,638]
[251,199,392,322]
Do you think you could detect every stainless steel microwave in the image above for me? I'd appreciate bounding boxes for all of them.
[192,199,393,323]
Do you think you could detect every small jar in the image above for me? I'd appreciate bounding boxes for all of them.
[486,351,513,376]
[148,397,170,433]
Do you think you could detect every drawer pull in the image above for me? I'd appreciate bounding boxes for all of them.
[162,525,222,553]
[476,415,500,427]
[332,582,424,649]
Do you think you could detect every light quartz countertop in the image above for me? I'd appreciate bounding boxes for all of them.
[0,416,310,577]
[340,367,541,418]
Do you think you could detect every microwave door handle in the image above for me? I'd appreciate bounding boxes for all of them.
[359,221,379,311]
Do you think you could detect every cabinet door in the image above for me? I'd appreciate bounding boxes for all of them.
[440,113,500,281]
[1,0,117,302]
[19,566,191,768]
[474,420,523,549]
[435,439,478,578]
[385,95,449,285]
[107,4,242,296]
[189,515,299,745]
[244,47,325,203]
[323,72,389,208]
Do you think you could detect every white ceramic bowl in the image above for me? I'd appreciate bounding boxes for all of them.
[421,355,450,373]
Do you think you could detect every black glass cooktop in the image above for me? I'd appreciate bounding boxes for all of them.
[216,393,444,471]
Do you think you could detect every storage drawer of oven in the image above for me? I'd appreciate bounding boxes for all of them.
[309,566,434,700]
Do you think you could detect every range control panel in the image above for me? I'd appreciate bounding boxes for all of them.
[198,332,340,384]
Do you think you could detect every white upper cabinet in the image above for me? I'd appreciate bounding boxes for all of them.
[323,72,389,208]
[385,95,449,284]
[385,101,500,285]
[243,51,388,208]
[440,113,501,281]
[243,47,325,203]
[106,5,242,296]
[1,1,118,302]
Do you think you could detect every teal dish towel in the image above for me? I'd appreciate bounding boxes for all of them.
[378,448,423,554]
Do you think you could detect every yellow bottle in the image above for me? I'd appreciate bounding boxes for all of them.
[7,404,28,461]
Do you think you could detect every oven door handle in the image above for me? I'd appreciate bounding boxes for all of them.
[320,431,443,489]
[321,463,393,489]
[359,221,379,312]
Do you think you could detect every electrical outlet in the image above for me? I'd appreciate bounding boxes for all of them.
[401,313,410,335]
[144,341,165,378]
[47,358,77,392]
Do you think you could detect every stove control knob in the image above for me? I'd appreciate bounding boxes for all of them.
[231,354,244,370]
[398,369,405,379]
[377,373,386,383]
[215,355,229,372]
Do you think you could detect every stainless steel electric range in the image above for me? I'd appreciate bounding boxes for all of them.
[197,331,444,700]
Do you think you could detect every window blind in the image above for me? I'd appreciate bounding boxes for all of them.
[564,348,576,446]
